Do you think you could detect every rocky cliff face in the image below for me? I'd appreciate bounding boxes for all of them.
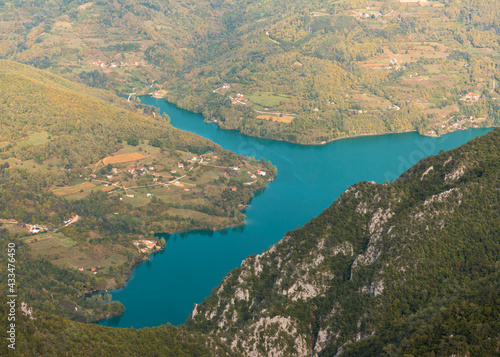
[188,129,500,357]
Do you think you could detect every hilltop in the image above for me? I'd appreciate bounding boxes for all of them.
[0,60,275,323]
[1,0,499,143]
[187,128,500,356]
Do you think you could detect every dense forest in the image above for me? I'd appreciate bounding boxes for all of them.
[187,127,500,356]
[0,293,236,356]
[0,60,275,323]
[0,0,499,143]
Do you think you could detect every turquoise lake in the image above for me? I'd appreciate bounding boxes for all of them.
[98,97,493,328]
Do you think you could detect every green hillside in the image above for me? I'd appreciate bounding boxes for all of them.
[0,294,236,357]
[187,128,500,356]
[1,0,499,143]
[0,60,275,323]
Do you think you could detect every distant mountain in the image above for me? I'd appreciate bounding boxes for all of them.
[187,128,500,356]
[1,0,499,143]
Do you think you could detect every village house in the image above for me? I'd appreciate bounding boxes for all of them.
[233,166,240,171]
[257,169,266,176]
[126,192,135,198]
[29,226,41,234]
[244,180,258,186]
[78,266,84,271]
[177,162,184,169]
[231,186,237,191]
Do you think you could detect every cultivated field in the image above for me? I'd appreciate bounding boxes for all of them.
[256,115,295,123]
[102,152,146,164]
[53,182,95,196]
[248,92,290,107]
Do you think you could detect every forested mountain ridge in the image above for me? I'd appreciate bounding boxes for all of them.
[0,60,275,323]
[186,127,500,356]
[1,0,499,143]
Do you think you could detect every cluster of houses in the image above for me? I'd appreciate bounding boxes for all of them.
[177,155,218,170]
[230,93,247,105]
[440,116,477,131]
[127,166,155,175]
[133,239,161,253]
[89,59,146,69]
[126,192,135,198]
[186,156,198,164]
[460,92,481,102]
[125,192,154,198]
[78,266,99,275]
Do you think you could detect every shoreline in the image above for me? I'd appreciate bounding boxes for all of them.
[148,95,497,146]
[91,183,271,325]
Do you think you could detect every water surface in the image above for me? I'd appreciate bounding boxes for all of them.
[98,97,492,328]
